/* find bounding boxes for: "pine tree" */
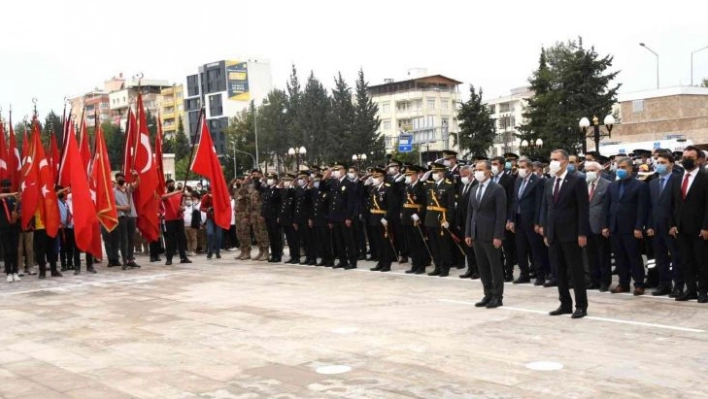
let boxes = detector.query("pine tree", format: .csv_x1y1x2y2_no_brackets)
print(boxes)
329,72,355,161
43,110,63,147
352,69,382,163
256,89,290,171
286,64,304,146
173,117,191,162
518,48,555,158
456,85,496,158
298,72,331,164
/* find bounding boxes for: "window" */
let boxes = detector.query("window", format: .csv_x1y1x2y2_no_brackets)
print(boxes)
427,98,435,109
633,100,644,113
413,130,435,143
385,137,394,148
209,94,223,116
396,101,408,112
398,118,411,130
177,105,184,112
499,102,511,113
381,102,390,114
382,120,391,130
488,105,495,114
412,100,422,111
441,101,449,110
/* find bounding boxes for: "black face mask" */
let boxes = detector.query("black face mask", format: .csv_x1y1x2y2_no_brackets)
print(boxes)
117,179,126,186
167,186,175,192
1,188,10,193
58,194,65,200
682,158,696,171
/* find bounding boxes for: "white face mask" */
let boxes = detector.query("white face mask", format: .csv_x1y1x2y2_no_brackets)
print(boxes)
185,200,193,207
491,165,500,176
517,168,528,179
373,177,383,186
548,160,562,176
298,179,307,187
585,171,598,183
313,181,321,189
347,172,356,180
443,159,451,167
233,184,238,189
283,181,292,188
332,170,341,179
266,179,275,186
474,171,487,182
461,176,470,185
432,173,442,182
388,167,398,175
405,176,412,184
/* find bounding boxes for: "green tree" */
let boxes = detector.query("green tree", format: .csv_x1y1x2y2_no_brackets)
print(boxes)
257,90,290,171
286,64,304,146
456,85,496,158
329,72,355,161
162,137,175,154
173,117,191,162
43,110,63,148
175,157,198,181
702,78,708,87
298,72,331,164
518,48,554,159
104,122,124,170
352,69,384,164
146,110,158,142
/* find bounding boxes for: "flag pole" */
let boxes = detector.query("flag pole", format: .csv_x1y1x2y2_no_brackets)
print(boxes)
181,107,204,191
132,73,144,168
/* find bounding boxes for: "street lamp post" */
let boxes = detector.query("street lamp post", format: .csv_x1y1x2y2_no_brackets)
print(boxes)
288,146,306,171
691,45,708,86
639,43,660,89
351,153,368,170
579,115,615,155
520,138,544,153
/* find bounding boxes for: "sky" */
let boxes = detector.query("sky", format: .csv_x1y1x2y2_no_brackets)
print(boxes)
1,0,708,121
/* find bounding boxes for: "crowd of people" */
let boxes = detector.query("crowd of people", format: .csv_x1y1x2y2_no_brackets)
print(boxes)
3,144,707,320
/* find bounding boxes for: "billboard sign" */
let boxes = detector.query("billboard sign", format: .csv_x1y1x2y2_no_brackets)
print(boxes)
226,60,249,101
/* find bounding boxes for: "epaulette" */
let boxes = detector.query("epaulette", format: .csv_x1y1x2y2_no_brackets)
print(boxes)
384,183,391,187
445,179,452,184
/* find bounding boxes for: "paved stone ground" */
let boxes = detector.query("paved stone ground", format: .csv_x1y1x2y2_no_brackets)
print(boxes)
1,252,707,398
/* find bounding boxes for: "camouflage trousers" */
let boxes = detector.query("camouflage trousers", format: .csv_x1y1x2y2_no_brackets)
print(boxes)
236,213,251,251
252,212,269,248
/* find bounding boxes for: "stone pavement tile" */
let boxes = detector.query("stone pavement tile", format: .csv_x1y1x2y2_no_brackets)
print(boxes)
15,392,72,399
27,369,96,393
63,384,134,399
139,369,230,393
0,377,60,399
0,350,32,364
243,363,326,387
2,359,63,377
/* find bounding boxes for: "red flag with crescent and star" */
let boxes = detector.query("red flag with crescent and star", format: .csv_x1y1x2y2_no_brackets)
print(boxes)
132,93,160,242
8,117,21,192
0,122,8,181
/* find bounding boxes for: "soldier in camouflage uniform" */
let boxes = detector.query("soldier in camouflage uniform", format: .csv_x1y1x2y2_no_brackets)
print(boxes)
249,170,270,261
234,183,252,260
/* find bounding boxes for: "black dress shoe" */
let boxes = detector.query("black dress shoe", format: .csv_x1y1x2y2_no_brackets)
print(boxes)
181,258,192,264
74,269,80,276
549,307,573,316
370,266,383,271
414,270,425,275
107,261,121,267
669,286,683,298
543,279,558,288
150,257,159,262
676,291,698,301
456,264,466,270
380,266,391,272
474,297,491,307
504,275,514,282
216,253,221,259
344,265,357,270
534,278,545,286
514,275,530,284
399,256,408,264
699,292,708,304
428,269,441,276
599,284,610,293
87,266,97,274
207,253,213,260
652,285,672,296
366,257,378,262
38,272,46,279
126,261,141,269
405,269,415,274
165,260,173,266
358,254,366,261
51,270,63,277
485,298,503,308
459,270,473,279
333,263,347,269
471,273,480,280
571,309,587,319
315,261,326,266
586,283,601,290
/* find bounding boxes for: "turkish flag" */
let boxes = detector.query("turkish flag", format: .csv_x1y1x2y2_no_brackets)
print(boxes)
155,113,166,196
92,122,118,232
133,93,160,242
49,132,60,184
62,119,99,256
21,129,28,162
79,117,92,175
0,122,8,181
57,120,75,188
32,122,61,238
8,119,21,192
191,114,231,230
20,122,41,229
124,109,137,183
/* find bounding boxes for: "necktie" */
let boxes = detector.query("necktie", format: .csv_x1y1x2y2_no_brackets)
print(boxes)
476,184,484,203
519,179,527,199
660,177,666,193
619,182,625,200
552,178,561,204
681,173,690,200
589,182,596,201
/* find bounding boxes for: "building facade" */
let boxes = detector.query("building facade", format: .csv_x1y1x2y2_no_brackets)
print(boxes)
368,70,461,162
158,85,185,138
69,90,111,127
484,86,533,157
183,59,273,154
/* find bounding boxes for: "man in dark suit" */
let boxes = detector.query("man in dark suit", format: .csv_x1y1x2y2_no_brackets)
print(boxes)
539,149,590,319
327,163,358,269
583,161,612,292
465,160,507,309
490,156,516,281
670,146,708,302
507,158,546,285
647,152,683,297
602,157,650,295
457,166,479,279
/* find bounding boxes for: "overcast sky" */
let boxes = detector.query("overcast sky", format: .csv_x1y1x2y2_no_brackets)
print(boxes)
1,0,707,121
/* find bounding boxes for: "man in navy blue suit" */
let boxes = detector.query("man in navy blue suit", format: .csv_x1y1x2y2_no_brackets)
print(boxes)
646,151,683,297
507,158,547,285
602,157,650,296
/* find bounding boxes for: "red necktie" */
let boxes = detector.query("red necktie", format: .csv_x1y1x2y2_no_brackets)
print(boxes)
589,182,596,201
553,178,561,204
681,173,690,200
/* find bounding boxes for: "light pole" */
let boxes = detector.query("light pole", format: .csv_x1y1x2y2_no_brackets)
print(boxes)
579,115,615,155
691,45,708,86
288,146,306,171
520,138,544,153
639,43,659,89
351,153,367,170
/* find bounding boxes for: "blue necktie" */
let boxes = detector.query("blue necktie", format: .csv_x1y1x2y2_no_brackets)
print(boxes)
619,182,625,199
660,177,666,193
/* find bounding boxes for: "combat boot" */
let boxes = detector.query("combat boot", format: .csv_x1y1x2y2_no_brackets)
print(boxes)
240,248,252,260
254,247,263,260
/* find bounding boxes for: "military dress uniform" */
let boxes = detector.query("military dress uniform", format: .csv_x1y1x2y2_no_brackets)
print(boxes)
424,162,457,277
279,174,298,264
260,173,283,262
310,174,333,266
294,172,315,265
328,163,358,269
368,168,396,272
234,185,252,260
249,181,269,261
385,159,407,262
401,166,428,275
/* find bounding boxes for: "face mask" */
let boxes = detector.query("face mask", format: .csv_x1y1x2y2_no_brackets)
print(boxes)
167,186,175,192
505,162,512,170
1,188,9,193
517,169,528,179
266,179,275,186
432,173,442,182
388,167,398,175
373,177,383,186
567,164,576,173
347,172,356,180
405,176,412,184
616,169,629,180
461,176,470,185
283,181,292,188
313,181,320,189
682,158,696,171
491,166,500,176
474,171,487,182
332,170,341,179
655,164,669,175
185,200,193,207
548,160,561,176
117,179,125,186
233,184,238,189
585,171,598,183
443,160,451,167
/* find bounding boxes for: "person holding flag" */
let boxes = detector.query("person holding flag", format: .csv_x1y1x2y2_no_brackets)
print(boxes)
112,171,141,270
162,179,192,265
0,180,21,283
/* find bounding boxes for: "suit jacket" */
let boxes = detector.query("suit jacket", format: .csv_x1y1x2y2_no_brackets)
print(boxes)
587,177,610,235
327,178,357,223
465,181,506,241
603,177,649,234
670,169,708,236
456,181,477,231
539,172,590,244
492,173,514,218
647,174,676,234
509,174,543,225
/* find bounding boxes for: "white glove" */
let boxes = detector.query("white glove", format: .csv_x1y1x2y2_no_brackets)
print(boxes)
395,175,405,183
364,176,374,186
421,170,432,182
441,221,449,229
381,218,388,226
411,214,419,222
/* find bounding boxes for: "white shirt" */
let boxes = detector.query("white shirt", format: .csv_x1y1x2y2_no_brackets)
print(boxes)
553,169,569,194
682,169,698,195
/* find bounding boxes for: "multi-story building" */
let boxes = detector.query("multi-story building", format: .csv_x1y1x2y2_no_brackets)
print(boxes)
69,90,111,127
109,78,170,127
158,85,185,138
369,69,461,162
484,86,533,157
184,59,273,154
